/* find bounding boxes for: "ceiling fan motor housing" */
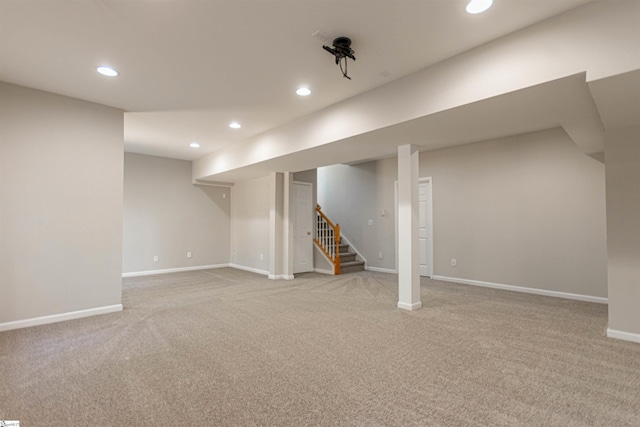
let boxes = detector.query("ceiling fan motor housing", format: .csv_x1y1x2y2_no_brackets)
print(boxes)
332,37,355,62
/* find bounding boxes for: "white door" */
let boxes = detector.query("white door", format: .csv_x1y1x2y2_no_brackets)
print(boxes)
394,178,433,277
293,182,314,274
419,179,433,277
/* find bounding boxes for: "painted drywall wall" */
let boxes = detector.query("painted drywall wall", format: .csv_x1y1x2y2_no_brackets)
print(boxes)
230,175,270,273
422,128,607,297
123,153,230,273
605,125,640,336
319,128,607,297
232,171,316,277
318,160,397,271
0,82,124,324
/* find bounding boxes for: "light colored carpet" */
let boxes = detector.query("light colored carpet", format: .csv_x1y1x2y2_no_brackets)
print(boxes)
1,268,639,426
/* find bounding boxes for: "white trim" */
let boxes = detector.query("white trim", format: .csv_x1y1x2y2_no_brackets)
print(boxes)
228,263,269,276
122,264,229,278
269,274,295,280
366,266,397,274
314,268,334,275
431,275,608,304
397,301,423,311
0,304,123,332
607,328,640,344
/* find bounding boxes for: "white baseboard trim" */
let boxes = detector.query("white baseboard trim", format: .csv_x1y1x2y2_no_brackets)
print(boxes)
607,328,640,344
431,275,608,304
366,266,397,274
123,264,229,278
314,268,335,275
398,301,423,311
268,274,294,280
0,304,123,332
228,263,269,276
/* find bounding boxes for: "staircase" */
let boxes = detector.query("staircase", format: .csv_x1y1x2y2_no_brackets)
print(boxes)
315,204,365,275
338,242,365,274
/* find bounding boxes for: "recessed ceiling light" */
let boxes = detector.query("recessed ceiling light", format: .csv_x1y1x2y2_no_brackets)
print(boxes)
190,142,200,148
229,122,241,129
296,87,311,96
466,0,493,14
97,65,119,77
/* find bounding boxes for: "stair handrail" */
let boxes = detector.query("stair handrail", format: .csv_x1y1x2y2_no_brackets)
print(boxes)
315,204,341,275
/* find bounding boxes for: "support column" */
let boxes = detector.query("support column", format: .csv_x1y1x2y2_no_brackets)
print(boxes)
397,144,422,310
269,172,294,280
605,126,640,343
283,172,294,278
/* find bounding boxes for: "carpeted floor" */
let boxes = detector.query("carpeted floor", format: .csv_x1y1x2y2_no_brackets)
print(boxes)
1,268,639,426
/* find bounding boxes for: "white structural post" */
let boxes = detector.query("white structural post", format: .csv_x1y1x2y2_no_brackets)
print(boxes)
269,172,294,280
283,172,293,279
605,126,640,343
268,172,282,279
397,144,422,310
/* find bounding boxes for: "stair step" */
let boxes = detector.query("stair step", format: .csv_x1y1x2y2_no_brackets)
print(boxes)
341,260,364,267
340,252,357,263
338,243,350,253
340,260,365,274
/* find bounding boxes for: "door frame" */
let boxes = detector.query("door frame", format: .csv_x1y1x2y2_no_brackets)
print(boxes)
395,177,433,277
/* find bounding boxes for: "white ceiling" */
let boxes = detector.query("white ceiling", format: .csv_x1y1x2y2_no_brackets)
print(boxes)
0,0,594,162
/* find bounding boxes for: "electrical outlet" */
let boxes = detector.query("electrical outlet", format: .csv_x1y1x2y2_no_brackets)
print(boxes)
368,219,374,226
187,251,192,258
154,255,159,262
378,252,383,260
223,193,226,199
451,258,457,267
260,253,264,260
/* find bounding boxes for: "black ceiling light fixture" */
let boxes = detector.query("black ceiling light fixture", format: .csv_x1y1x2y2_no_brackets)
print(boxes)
323,37,356,80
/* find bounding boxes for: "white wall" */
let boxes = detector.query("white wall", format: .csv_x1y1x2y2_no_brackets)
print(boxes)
319,128,607,298
230,175,270,273
0,82,124,325
422,128,607,297
245,171,312,279
123,153,230,274
605,125,640,337
318,161,397,271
